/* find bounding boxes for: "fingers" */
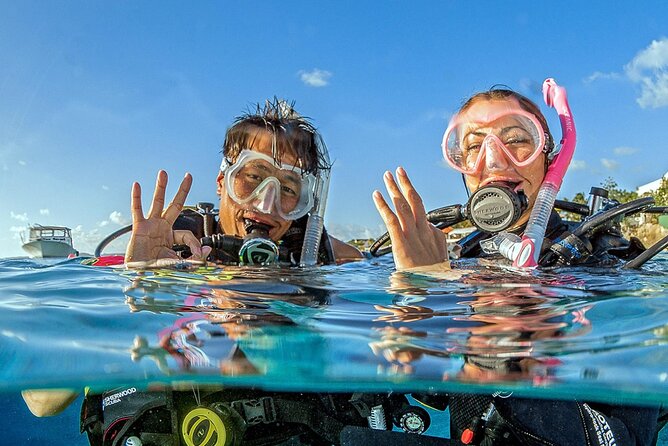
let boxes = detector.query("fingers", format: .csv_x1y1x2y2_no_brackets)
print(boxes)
373,190,401,235
382,171,414,232
432,224,448,261
396,167,430,234
163,173,193,224
147,170,168,220
173,230,203,259
130,182,144,223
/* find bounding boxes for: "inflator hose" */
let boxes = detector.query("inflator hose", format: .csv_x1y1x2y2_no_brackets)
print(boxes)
573,197,654,237
94,224,132,257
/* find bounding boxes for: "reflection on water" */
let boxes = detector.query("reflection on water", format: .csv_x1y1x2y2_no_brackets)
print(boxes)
1,254,667,406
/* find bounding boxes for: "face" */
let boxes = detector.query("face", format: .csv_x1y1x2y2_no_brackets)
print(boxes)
460,98,546,228
216,128,302,241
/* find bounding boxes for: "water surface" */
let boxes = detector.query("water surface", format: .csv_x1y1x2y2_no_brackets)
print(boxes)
1,254,668,444
1,254,667,403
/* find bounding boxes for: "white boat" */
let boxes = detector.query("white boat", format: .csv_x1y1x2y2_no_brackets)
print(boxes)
21,225,78,258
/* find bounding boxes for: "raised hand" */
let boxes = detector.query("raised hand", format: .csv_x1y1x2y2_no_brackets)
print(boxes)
125,170,211,266
373,167,448,270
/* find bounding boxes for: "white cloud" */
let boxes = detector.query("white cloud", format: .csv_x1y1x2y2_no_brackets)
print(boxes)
601,158,619,170
624,37,668,108
10,211,29,222
585,38,668,108
39,208,50,216
102,185,110,191
109,211,128,226
299,69,332,87
70,225,102,253
18,160,27,166
69,224,129,255
612,146,639,156
98,220,109,227
584,71,621,83
570,160,587,171
518,78,542,96
9,225,29,240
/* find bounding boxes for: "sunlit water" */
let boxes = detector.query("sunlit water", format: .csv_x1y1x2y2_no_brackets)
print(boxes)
1,253,668,444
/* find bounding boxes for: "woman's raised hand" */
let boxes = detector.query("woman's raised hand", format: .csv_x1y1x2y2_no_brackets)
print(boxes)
373,167,448,270
125,170,211,266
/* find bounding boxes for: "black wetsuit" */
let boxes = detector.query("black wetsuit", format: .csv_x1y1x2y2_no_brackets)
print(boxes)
438,211,659,446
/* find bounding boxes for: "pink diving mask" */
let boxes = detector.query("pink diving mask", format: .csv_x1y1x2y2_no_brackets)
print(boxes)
442,108,547,175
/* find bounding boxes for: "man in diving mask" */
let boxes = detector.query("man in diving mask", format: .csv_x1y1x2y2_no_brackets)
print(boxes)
125,99,362,267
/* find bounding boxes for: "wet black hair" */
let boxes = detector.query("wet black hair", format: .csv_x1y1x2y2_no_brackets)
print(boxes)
222,98,331,176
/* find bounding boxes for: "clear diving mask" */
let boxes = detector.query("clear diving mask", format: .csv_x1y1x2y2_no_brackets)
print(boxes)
442,109,547,175
221,149,317,221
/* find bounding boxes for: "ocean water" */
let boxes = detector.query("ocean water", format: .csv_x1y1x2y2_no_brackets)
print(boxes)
1,253,667,444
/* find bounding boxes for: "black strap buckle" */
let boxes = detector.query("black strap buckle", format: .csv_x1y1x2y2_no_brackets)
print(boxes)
348,393,371,418
231,397,276,425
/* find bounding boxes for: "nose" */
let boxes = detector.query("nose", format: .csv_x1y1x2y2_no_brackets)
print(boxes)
252,182,278,214
481,136,510,171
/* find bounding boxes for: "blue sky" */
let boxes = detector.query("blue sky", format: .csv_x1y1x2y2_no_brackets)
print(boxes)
2,1,668,257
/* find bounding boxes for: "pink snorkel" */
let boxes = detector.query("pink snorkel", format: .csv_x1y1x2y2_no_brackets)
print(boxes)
494,78,577,268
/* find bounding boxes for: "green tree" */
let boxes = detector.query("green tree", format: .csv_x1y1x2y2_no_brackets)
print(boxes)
558,191,587,222
652,177,668,206
600,177,638,204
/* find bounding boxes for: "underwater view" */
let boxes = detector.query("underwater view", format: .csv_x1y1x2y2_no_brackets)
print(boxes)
4,2,668,445
1,254,667,444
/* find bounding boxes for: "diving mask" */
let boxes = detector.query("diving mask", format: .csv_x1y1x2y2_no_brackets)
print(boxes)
442,109,546,175
221,149,316,220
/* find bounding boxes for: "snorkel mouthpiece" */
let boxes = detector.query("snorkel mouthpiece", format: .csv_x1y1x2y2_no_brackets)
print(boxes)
467,184,528,233
239,219,280,265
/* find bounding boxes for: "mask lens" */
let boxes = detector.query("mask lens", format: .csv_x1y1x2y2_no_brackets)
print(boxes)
233,159,302,212
444,112,544,174
225,150,315,220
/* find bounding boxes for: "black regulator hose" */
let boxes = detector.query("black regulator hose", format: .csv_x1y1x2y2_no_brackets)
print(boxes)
368,205,465,257
573,196,655,237
553,199,589,217
623,234,668,269
93,223,291,263
644,206,668,214
622,205,668,269
94,224,133,257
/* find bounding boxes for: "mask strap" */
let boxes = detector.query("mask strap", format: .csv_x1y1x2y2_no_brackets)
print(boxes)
461,174,471,198
220,156,233,173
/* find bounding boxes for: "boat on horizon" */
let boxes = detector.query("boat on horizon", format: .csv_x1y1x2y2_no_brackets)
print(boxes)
21,225,78,258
